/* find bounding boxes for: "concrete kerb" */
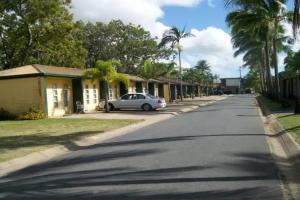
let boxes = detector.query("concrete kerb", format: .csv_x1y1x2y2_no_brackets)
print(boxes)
0,96,226,178
256,98,300,164
255,98,300,200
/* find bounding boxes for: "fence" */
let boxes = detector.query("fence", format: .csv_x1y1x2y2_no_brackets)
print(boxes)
280,74,300,100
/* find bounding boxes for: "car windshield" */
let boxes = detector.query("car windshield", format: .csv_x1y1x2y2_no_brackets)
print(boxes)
146,94,156,99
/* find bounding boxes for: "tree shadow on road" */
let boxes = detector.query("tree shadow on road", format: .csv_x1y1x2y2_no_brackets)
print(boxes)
0,137,287,200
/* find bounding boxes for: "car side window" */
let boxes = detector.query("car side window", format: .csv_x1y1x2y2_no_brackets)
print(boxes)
121,94,130,100
131,94,137,100
137,94,146,99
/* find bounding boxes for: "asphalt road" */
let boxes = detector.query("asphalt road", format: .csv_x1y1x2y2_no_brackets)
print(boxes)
0,95,284,200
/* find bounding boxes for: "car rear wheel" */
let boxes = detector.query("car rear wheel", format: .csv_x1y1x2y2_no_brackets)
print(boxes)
142,103,152,111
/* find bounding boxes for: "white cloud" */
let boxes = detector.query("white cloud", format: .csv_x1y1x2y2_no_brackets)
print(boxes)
71,0,243,77
207,0,215,7
180,27,243,77
71,0,203,38
276,22,300,72
282,22,300,51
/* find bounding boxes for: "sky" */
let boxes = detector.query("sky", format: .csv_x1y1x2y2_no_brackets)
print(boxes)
71,0,299,78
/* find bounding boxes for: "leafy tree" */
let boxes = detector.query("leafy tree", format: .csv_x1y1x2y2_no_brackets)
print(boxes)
0,0,87,69
284,50,300,74
244,68,261,93
82,20,172,73
183,60,215,96
194,60,214,96
159,26,194,101
84,60,128,113
194,60,210,72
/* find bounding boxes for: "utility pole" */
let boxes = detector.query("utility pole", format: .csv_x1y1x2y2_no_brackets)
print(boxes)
239,66,243,94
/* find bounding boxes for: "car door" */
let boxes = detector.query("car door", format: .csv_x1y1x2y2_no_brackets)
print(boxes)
117,94,132,109
127,94,139,109
136,94,147,108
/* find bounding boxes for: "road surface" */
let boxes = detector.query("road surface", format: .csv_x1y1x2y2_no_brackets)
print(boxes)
0,95,284,199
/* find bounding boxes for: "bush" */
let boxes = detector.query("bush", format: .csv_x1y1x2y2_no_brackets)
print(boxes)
18,109,45,120
0,108,16,120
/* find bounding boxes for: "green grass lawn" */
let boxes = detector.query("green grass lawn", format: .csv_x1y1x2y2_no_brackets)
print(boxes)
0,118,140,162
277,114,300,144
256,96,299,144
256,96,293,112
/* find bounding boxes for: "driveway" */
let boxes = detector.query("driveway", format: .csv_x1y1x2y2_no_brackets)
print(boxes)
0,95,284,199
66,95,225,121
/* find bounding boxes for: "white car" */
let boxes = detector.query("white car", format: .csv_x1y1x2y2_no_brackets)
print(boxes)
108,93,167,111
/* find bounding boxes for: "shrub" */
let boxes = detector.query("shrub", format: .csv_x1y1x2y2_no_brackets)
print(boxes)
0,108,16,121
18,109,45,120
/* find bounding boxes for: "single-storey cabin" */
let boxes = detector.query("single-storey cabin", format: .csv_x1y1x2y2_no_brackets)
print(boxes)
0,65,200,117
107,75,171,102
0,65,100,117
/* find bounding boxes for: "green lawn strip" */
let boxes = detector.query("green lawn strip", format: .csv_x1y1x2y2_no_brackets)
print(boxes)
256,96,300,145
0,118,141,162
277,114,300,144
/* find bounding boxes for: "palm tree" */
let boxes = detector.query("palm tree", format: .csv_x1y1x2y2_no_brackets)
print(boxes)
139,60,166,93
84,60,128,113
183,68,198,97
159,26,194,101
194,60,213,96
161,62,178,102
225,0,289,101
293,0,300,37
194,60,210,72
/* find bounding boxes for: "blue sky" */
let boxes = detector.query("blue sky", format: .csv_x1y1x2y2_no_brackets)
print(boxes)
161,1,230,33
161,0,294,32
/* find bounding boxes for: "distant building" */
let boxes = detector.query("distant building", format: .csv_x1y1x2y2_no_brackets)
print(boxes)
220,78,243,94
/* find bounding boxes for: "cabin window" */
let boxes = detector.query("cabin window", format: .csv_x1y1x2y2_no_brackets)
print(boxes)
93,84,97,104
52,84,58,108
63,84,69,107
108,85,113,100
85,84,90,104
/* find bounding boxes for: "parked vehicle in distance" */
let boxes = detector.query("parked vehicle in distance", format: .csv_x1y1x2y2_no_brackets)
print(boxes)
108,93,167,111
213,89,224,95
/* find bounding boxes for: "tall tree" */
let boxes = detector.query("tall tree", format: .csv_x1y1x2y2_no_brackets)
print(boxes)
194,60,213,96
82,20,172,73
84,60,128,113
284,50,300,73
225,0,289,101
183,60,215,97
244,68,262,92
292,0,300,37
0,0,87,69
159,27,194,101
161,62,178,102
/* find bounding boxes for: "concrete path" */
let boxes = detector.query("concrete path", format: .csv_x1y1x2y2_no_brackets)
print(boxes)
0,95,284,199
